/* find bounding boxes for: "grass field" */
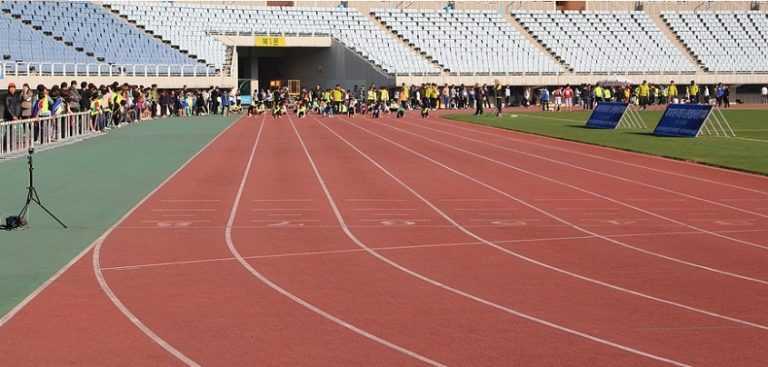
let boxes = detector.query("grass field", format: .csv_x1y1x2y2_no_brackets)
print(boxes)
445,108,768,175
0,115,235,316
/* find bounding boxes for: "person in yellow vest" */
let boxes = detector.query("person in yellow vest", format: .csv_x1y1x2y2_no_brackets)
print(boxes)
603,86,612,102
593,84,604,103
623,85,631,102
399,83,409,109
367,84,377,106
638,80,650,110
331,85,344,115
667,80,678,104
689,80,700,104
89,91,102,132
379,86,389,104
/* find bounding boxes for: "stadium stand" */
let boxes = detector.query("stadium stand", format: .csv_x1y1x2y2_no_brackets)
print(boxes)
106,2,439,75
1,12,97,74
1,0,208,75
513,10,697,74
662,11,768,72
371,9,562,74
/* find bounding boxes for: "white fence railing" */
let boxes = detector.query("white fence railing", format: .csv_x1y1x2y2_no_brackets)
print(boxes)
1,62,221,78
1,112,96,156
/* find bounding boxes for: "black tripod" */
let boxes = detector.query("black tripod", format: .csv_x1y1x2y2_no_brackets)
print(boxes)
18,147,67,229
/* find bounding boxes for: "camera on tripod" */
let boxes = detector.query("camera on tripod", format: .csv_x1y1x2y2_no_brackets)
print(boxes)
2,145,66,230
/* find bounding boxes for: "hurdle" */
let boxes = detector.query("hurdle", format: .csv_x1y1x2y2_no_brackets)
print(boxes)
617,104,648,129
698,106,736,138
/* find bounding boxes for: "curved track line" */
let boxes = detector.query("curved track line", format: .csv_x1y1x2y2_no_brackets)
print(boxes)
333,116,768,331
431,115,768,193
224,119,445,367
89,116,247,366
405,119,768,220
364,117,768,283
299,115,692,366
0,117,240,334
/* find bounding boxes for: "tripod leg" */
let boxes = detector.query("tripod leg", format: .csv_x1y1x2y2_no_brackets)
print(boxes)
25,187,67,229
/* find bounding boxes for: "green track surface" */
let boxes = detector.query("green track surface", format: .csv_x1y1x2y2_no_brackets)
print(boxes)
446,109,768,175
0,115,236,317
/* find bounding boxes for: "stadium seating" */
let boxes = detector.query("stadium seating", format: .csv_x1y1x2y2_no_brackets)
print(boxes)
1,0,207,75
0,12,96,73
371,9,562,74
662,11,768,72
514,10,696,74
106,2,439,75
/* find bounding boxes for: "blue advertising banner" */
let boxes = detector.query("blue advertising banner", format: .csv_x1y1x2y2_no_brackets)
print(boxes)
240,95,252,105
653,104,713,137
585,102,629,129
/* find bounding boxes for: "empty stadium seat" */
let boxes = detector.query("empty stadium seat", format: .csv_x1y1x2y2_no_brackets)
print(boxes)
514,10,696,74
105,1,439,75
662,11,768,72
371,8,562,74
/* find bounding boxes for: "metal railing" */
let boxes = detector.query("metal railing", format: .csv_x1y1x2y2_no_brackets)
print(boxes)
1,62,221,78
1,112,96,156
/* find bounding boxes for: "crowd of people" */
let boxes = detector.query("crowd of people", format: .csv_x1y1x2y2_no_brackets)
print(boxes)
0,79,744,129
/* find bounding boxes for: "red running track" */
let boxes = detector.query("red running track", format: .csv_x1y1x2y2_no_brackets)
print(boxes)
0,111,766,366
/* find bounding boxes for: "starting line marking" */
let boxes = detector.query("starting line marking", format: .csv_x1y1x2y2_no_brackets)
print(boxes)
101,228,768,272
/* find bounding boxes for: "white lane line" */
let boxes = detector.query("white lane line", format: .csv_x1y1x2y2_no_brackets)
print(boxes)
101,228,768,272
223,118,445,366
71,117,245,364
350,116,768,328
313,116,692,366
377,119,768,257
411,120,768,215
425,117,768,192
160,199,221,203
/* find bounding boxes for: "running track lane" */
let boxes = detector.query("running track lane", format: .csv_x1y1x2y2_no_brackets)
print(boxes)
349,114,768,320
399,116,768,242
364,116,768,283
227,116,671,366
0,117,249,366
309,114,768,366
93,116,431,366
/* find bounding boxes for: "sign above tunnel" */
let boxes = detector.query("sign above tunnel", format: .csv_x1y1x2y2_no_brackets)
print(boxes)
256,36,286,47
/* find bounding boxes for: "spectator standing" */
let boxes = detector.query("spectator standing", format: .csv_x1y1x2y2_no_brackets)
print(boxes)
221,89,231,116
761,85,768,104
493,79,503,117
715,83,724,107
722,85,730,108
19,83,33,119
552,86,562,112
689,80,700,104
523,87,531,108
667,81,678,104
3,83,20,151
504,85,511,107
539,87,550,111
638,81,650,110
473,84,484,116
68,81,81,113
563,84,573,111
